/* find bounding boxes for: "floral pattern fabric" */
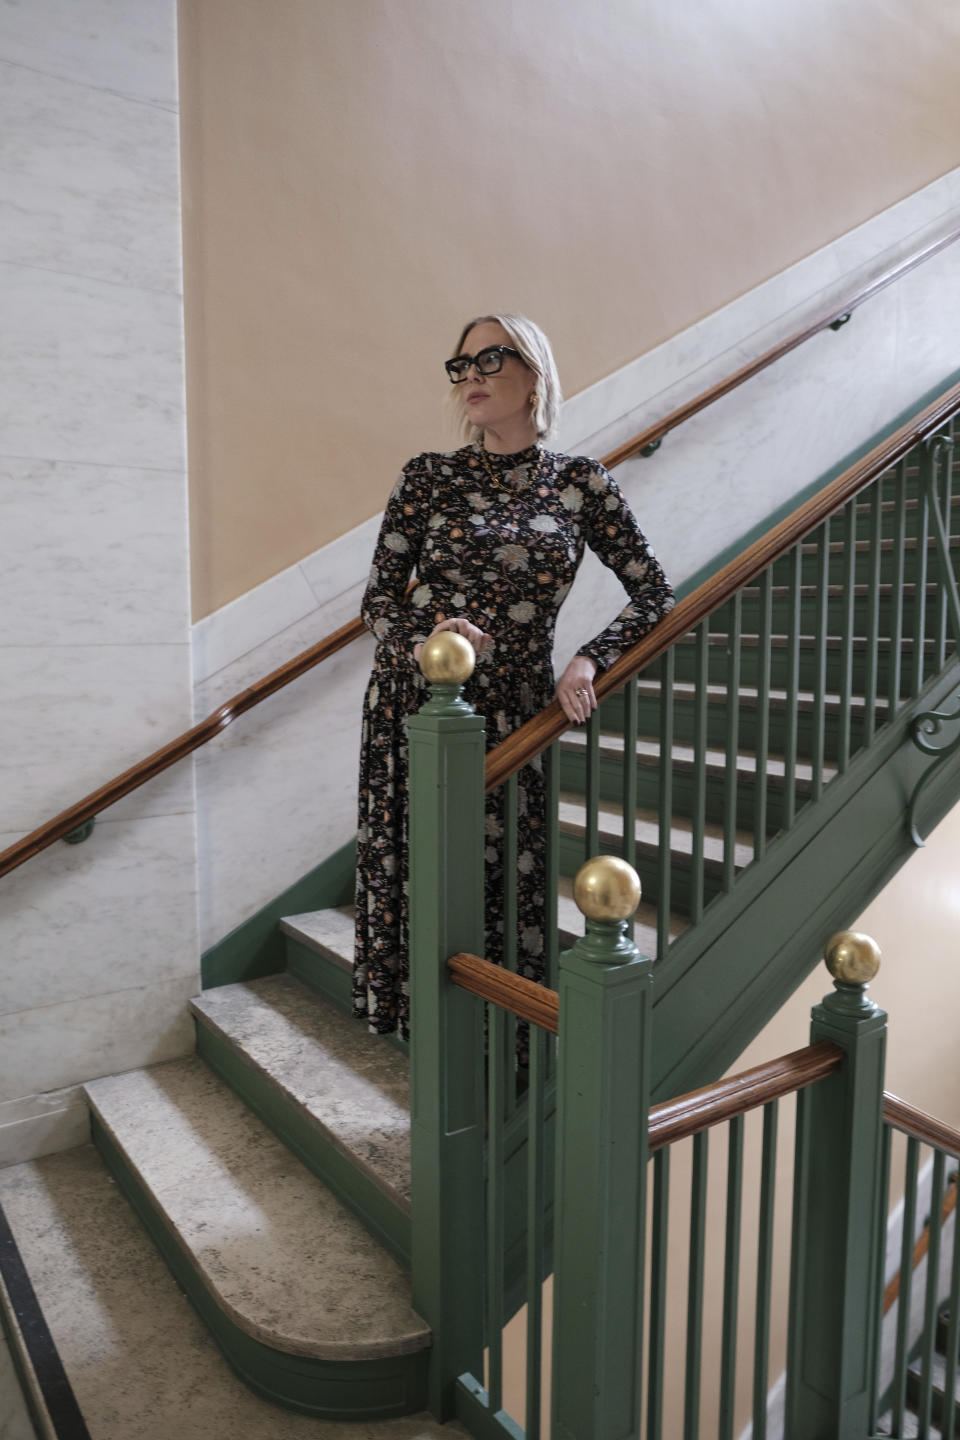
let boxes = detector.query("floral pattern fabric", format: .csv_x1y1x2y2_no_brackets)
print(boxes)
352,442,674,1039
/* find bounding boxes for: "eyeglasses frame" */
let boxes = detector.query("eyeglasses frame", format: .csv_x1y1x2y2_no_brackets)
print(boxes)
444,344,525,384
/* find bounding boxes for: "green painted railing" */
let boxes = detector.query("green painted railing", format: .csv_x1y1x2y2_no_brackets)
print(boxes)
407,645,960,1440
875,1096,960,1438
557,413,960,968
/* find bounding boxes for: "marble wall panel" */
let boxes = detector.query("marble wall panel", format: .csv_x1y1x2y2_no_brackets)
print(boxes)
0,59,181,292
0,0,179,108
0,813,199,1017
0,973,197,1104
0,262,186,470
0,458,189,647
0,1086,89,1169
0,644,194,834
194,602,372,951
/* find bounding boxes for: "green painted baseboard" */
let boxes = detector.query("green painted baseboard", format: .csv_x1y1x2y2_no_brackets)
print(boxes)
91,1111,429,1421
202,839,356,989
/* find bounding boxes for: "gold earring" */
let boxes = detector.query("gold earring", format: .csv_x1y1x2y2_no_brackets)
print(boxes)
529,393,538,407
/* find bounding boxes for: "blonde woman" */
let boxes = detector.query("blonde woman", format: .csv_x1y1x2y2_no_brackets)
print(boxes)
353,313,673,1041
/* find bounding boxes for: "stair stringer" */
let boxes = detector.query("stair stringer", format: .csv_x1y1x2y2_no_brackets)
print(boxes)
649,658,960,1102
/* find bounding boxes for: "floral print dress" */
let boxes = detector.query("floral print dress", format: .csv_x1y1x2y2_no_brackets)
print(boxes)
352,442,674,1040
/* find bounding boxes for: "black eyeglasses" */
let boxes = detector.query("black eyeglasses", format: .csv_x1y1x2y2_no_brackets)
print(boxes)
445,345,524,383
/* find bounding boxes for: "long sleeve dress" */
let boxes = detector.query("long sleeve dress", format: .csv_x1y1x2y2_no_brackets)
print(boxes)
352,441,674,1040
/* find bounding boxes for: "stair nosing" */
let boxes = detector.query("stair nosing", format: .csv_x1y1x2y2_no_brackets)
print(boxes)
84,1059,428,1364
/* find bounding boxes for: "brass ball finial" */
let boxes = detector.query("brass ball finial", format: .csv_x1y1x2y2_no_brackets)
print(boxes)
419,631,476,685
574,855,642,922
824,931,881,984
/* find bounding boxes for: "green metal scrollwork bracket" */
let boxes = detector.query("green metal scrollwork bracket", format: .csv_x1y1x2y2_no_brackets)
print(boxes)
828,312,852,331
63,816,96,845
639,438,662,457
908,703,960,846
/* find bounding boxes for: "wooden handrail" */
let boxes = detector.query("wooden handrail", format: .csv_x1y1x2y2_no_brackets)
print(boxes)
484,375,960,791
447,953,559,1035
600,224,960,470
4,225,959,880
883,1092,960,1157
0,611,367,879
647,1041,844,1152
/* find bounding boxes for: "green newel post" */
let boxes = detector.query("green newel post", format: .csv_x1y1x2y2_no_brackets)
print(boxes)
552,855,652,1440
786,930,887,1440
407,632,487,1421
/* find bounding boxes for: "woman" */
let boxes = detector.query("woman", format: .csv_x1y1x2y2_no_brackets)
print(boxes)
353,313,673,1040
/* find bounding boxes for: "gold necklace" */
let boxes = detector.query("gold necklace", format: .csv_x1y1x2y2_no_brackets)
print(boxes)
477,442,542,492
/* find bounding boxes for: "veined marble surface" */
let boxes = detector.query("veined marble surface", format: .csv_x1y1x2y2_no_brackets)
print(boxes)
194,598,372,951
0,57,181,292
85,1058,428,1360
0,1146,460,1440
1,0,197,1162
0,1085,88,1170
192,975,411,1206
193,170,960,952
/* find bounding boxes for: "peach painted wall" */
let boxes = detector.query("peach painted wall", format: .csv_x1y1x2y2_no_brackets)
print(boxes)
178,0,960,617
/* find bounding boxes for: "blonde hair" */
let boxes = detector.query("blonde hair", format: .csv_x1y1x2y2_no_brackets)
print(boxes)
447,312,563,444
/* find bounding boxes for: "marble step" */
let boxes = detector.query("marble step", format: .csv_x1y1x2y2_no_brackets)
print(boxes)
281,905,355,1012
83,1056,431,1420
191,974,411,1261
0,1145,455,1438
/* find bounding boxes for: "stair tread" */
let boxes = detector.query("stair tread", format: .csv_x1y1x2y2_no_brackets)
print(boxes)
280,904,354,972
558,792,754,866
84,1057,429,1361
907,1345,960,1403
191,974,411,1209
561,729,836,784
633,678,890,713
0,1146,454,1440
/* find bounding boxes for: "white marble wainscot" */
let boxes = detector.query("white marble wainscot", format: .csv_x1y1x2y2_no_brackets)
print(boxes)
1,0,195,1163
0,56,181,291
193,166,960,951
0,974,197,1108
0,1087,89,1170
0,0,178,107
194,586,372,953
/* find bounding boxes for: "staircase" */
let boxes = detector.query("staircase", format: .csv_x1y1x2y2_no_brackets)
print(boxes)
3,413,960,1437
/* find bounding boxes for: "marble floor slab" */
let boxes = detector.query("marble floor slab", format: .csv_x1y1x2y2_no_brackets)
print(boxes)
191,974,410,1207
83,1058,426,1360
0,1146,460,1440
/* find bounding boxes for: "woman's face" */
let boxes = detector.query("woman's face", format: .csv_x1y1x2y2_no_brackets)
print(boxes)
454,321,536,440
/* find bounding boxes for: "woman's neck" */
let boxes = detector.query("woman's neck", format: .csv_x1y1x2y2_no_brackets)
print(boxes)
482,418,539,455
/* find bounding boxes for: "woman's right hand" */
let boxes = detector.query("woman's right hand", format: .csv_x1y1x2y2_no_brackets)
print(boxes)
413,616,494,664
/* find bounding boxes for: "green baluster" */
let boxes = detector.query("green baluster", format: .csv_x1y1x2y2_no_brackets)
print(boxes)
552,855,651,1440
408,632,487,1420
785,930,887,1440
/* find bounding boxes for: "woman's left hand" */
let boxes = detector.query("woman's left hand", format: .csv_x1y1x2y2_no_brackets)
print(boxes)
555,655,598,725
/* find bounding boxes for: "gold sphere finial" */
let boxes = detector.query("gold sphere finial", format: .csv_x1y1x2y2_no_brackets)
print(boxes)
574,855,642,922
824,930,881,984
419,631,476,685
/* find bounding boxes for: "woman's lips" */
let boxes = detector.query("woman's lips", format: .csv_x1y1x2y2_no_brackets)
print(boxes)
466,390,488,403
